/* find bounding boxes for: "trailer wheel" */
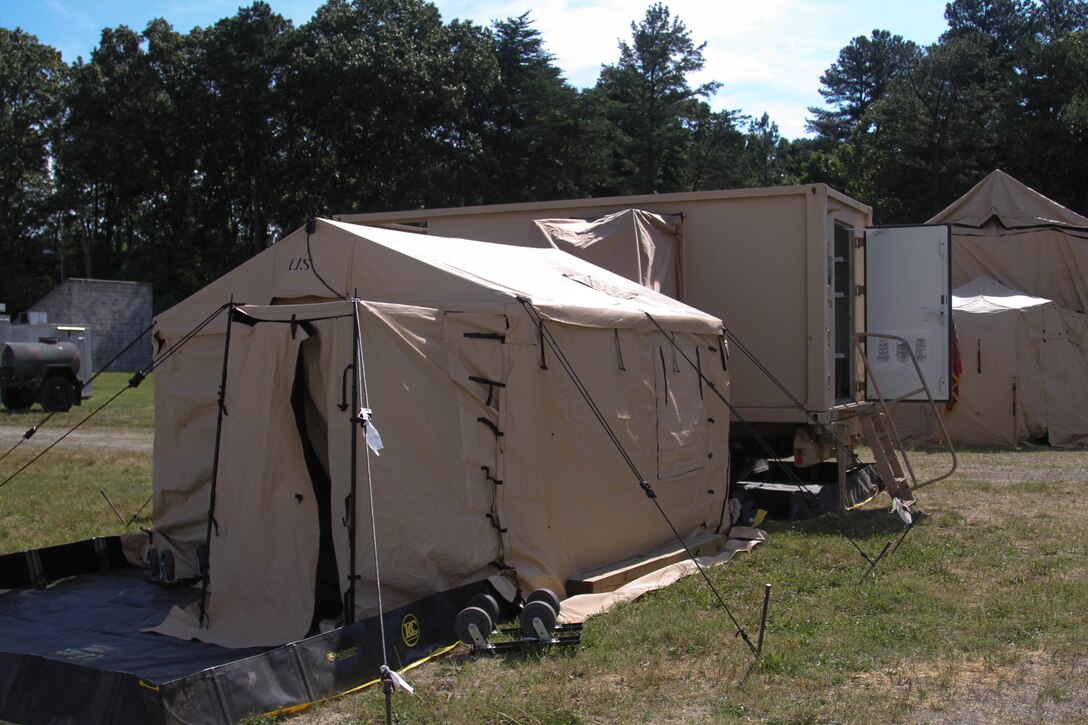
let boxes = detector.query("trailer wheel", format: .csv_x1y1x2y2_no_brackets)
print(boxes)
39,376,75,412
1,387,36,411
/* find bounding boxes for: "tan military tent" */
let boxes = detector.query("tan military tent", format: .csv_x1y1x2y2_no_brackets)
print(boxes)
143,219,731,648
932,169,1088,312
893,277,1088,447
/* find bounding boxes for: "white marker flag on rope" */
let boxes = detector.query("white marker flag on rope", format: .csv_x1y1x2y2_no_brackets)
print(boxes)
380,665,415,696
359,408,384,455
891,497,913,526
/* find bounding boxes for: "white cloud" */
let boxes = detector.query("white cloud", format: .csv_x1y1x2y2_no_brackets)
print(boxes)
425,0,835,136
449,0,798,88
432,0,948,138
21,0,949,138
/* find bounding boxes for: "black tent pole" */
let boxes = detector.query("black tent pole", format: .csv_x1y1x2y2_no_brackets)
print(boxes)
345,301,361,625
199,302,237,627
382,668,394,725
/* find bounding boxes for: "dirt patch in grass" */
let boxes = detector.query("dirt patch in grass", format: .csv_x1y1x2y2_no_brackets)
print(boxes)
884,444,1087,527
0,424,152,454
853,646,1088,724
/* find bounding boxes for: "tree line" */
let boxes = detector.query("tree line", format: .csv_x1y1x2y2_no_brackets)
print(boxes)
2,0,1086,313
808,0,1088,224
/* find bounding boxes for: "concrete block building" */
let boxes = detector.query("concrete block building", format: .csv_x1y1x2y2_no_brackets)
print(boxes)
30,279,152,372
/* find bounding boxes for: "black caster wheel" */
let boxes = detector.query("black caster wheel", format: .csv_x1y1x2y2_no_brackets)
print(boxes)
159,549,176,583
455,605,494,648
519,600,557,640
525,588,561,613
145,548,160,582
467,593,501,625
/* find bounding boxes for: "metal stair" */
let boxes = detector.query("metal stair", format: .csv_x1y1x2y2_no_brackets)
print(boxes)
851,332,958,505
857,406,913,503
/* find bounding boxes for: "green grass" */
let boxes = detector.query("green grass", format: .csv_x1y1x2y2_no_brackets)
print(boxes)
0,450,152,552
2,393,1087,723
282,446,1088,724
0,372,154,552
0,370,155,429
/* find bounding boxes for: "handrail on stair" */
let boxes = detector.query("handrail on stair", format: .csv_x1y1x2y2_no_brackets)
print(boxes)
853,332,958,492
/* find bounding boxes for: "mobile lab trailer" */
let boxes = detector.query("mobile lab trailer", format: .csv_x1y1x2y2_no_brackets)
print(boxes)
338,185,954,503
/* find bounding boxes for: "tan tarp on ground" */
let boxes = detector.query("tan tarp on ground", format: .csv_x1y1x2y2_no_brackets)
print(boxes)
147,219,731,648
527,209,684,299
558,527,766,624
930,169,1088,313
891,277,1088,447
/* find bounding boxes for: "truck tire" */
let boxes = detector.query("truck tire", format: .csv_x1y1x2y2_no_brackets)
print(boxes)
39,376,75,413
1,387,36,411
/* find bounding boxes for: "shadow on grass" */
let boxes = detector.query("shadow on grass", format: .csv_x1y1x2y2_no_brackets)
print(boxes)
760,506,919,539
903,440,1085,456
446,637,582,670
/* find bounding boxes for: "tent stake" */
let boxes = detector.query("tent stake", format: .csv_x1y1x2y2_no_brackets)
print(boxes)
859,540,893,583
756,583,772,656
860,516,917,582
100,490,127,527
888,519,916,558
127,494,153,526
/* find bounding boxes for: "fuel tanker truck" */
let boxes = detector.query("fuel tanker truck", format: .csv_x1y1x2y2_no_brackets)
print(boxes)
0,339,83,412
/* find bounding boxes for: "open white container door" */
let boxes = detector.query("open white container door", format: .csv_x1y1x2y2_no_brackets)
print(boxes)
864,225,952,402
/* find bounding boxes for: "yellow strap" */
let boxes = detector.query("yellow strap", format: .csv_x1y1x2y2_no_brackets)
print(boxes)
258,642,459,718
845,490,881,510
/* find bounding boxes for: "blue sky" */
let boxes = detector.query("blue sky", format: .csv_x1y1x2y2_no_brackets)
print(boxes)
2,0,951,138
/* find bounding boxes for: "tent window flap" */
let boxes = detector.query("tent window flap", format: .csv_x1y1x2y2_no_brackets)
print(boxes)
654,345,707,480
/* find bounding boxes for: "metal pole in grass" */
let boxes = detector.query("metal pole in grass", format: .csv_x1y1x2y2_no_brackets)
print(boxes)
382,667,394,725
756,583,772,656
99,490,151,528
128,494,153,526
860,518,918,583
888,519,916,557
100,490,127,527
859,541,894,583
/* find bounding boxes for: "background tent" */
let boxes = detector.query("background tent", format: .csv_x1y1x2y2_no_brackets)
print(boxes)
931,169,1088,312
146,219,731,648
892,277,1088,447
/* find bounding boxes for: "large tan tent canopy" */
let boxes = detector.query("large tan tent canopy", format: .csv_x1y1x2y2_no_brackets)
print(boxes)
931,169,1088,312
894,171,1088,448
144,219,731,648
892,277,1088,447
